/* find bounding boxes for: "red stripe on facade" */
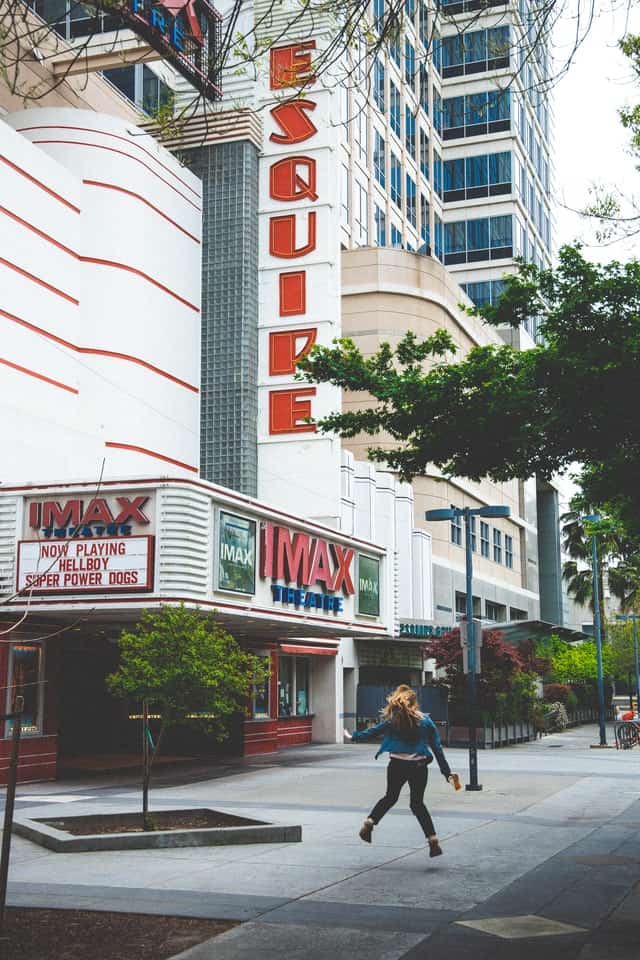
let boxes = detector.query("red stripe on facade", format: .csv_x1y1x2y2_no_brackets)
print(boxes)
0,307,199,393
1,206,199,313
0,154,80,213
0,257,78,305
0,356,78,394
17,124,200,199
1,205,76,257
83,180,200,244
29,140,201,212
104,442,198,473
82,257,199,313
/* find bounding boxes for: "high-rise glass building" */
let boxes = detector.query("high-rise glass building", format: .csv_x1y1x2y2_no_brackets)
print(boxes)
338,1,552,331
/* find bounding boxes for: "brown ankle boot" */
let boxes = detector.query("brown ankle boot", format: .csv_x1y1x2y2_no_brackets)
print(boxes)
359,818,374,843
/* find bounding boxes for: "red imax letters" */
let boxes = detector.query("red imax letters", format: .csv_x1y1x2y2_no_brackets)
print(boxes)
260,523,355,596
29,496,150,529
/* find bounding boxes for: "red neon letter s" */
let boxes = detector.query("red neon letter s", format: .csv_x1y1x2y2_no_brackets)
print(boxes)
270,101,318,145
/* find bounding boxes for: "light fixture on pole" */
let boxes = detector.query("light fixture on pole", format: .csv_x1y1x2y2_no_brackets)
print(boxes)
425,503,511,791
615,613,640,715
583,514,608,747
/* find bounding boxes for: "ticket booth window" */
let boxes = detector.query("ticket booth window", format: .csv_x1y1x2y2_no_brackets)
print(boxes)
278,655,311,717
6,643,43,737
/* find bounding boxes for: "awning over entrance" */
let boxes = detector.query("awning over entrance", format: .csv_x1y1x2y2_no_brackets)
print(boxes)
492,620,591,645
280,644,338,656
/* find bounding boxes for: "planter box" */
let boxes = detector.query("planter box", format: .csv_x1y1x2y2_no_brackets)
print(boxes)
13,808,302,852
449,722,534,749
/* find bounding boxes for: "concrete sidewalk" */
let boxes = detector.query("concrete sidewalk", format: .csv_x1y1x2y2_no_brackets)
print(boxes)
4,723,640,959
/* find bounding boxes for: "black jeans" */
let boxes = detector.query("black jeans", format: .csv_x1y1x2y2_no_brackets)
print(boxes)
369,758,436,838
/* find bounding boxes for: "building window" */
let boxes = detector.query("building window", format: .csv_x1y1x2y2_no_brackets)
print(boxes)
455,591,481,617
341,163,349,224
405,107,416,159
462,279,505,309
433,89,443,136
251,656,271,719
470,515,477,552
434,213,443,262
278,655,311,716
505,534,514,569
510,606,527,621
355,104,368,164
419,64,429,113
486,600,507,622
6,643,43,736
391,224,403,248
374,130,386,187
493,528,502,563
355,182,369,245
375,205,386,246
450,508,462,546
419,128,429,180
444,215,512,265
433,149,443,198
420,193,430,245
390,81,401,137
374,57,385,112
405,38,416,86
374,0,385,31
390,152,402,208
406,173,417,227
480,521,489,558
103,63,172,116
444,152,511,203
32,0,120,38
443,90,510,140
442,27,510,78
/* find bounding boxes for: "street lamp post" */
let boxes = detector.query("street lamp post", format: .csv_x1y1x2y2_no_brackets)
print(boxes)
425,503,511,792
584,514,607,747
615,614,640,715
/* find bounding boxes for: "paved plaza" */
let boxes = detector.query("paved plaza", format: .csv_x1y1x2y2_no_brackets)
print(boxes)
4,723,640,959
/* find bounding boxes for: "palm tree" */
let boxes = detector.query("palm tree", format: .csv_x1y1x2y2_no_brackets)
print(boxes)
561,494,640,614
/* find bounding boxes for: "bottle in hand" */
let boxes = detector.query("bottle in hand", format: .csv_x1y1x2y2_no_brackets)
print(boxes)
450,773,462,791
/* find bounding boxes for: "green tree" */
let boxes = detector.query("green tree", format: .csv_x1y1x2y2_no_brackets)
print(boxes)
107,604,268,829
297,245,640,539
428,628,537,725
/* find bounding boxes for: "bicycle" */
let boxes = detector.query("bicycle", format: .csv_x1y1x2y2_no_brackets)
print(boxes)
614,720,640,750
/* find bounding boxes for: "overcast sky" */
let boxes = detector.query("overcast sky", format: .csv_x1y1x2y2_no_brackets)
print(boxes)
553,3,640,262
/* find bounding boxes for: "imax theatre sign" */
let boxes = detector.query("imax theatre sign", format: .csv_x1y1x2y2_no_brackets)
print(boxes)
16,494,155,595
260,523,355,615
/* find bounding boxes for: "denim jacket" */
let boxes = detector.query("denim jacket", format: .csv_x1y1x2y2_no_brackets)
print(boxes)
351,715,451,778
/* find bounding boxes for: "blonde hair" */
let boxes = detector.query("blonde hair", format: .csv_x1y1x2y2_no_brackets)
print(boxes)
382,684,423,731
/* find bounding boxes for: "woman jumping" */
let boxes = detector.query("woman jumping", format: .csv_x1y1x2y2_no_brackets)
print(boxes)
346,684,458,857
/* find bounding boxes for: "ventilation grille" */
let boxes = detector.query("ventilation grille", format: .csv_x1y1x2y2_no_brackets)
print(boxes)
157,489,211,597
0,498,18,598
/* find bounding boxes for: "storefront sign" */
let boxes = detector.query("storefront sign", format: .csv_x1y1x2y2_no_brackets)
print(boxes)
27,496,151,539
358,555,380,617
17,536,154,594
260,522,355,615
118,0,222,101
399,623,453,638
217,512,256,595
